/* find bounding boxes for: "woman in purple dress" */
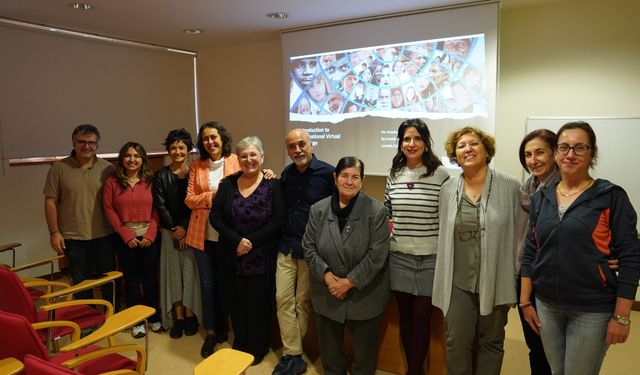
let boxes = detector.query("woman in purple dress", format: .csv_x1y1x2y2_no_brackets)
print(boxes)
209,136,286,365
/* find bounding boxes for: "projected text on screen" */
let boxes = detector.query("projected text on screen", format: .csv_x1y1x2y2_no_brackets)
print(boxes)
289,35,486,122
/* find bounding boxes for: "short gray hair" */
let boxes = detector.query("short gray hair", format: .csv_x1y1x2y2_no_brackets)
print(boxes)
236,136,264,156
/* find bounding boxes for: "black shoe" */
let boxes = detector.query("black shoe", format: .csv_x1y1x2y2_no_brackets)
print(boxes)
184,316,199,336
200,334,217,358
251,349,269,366
288,355,308,375
272,354,293,375
79,324,97,339
216,331,228,344
170,319,184,339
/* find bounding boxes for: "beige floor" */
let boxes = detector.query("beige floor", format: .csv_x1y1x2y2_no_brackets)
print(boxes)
55,308,640,374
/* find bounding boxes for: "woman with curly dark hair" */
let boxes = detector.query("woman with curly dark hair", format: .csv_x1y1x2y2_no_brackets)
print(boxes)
103,141,161,338
184,121,240,358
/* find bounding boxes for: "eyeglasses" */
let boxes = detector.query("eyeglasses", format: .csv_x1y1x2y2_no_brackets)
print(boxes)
556,143,590,156
457,227,485,241
239,153,261,161
454,171,494,242
76,140,98,148
456,206,486,242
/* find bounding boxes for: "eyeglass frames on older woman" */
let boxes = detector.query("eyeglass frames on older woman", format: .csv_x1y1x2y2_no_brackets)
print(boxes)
456,207,485,241
555,143,590,156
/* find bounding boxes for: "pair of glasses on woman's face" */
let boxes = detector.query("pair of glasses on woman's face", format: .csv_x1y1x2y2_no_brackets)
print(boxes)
555,143,590,156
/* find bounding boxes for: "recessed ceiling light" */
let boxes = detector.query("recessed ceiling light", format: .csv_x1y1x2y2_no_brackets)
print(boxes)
68,3,94,10
266,12,289,19
183,29,203,34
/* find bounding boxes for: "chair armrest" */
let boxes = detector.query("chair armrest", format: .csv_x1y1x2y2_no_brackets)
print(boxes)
32,321,80,342
100,371,140,375
24,279,72,297
40,271,122,300
0,357,24,375
39,299,114,319
60,344,146,374
23,280,70,288
59,305,155,352
0,243,21,252
11,255,64,272
20,277,49,283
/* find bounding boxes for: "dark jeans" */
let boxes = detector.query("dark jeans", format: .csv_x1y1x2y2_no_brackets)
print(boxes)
115,236,160,323
192,240,228,334
516,278,552,375
64,234,120,311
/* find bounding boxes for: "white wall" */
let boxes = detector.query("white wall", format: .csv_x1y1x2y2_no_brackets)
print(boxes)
196,39,286,174
0,26,192,276
496,0,640,177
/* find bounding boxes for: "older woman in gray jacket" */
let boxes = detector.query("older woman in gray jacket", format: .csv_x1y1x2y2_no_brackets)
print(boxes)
303,156,390,375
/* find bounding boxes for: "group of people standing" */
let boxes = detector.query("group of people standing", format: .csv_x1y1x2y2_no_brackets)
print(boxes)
44,119,639,375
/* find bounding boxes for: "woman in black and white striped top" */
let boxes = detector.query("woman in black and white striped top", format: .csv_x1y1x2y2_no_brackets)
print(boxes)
384,119,449,375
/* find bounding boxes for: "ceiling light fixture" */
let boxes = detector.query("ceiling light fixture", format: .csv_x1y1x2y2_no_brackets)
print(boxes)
266,12,289,19
183,29,202,34
68,3,94,10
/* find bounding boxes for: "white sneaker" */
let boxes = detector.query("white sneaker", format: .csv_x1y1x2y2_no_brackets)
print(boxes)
132,323,146,339
149,322,164,333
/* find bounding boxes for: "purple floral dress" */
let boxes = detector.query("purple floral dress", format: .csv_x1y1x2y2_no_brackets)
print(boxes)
232,178,272,276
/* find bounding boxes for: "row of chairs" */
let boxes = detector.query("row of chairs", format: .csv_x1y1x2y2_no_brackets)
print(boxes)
0,259,152,375
1,348,254,375
0,244,254,375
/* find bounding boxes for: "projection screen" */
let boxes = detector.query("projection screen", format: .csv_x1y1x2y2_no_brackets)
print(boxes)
281,2,499,175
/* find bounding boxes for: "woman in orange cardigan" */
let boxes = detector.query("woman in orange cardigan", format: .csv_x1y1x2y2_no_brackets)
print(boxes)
185,122,241,358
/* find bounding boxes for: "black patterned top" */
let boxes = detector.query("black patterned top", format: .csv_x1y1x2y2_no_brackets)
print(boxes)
232,177,272,276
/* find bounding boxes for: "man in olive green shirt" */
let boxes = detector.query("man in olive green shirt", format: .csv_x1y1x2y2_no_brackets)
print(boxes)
43,124,118,307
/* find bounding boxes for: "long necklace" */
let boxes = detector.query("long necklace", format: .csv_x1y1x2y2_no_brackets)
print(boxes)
455,171,493,241
557,178,593,197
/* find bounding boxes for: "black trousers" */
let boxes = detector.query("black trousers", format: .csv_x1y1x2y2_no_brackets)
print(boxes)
64,234,120,310
516,277,552,375
115,236,161,323
315,311,383,375
230,273,271,358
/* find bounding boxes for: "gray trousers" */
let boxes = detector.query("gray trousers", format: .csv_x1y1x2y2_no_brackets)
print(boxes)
444,285,510,375
315,311,382,375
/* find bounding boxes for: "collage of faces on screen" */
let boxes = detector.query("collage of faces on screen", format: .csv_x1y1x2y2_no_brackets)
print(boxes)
289,37,487,117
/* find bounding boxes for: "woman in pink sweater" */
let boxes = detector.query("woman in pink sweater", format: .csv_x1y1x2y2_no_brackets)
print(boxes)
104,141,161,338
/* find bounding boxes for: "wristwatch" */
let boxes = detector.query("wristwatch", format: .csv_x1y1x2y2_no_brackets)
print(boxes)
611,314,631,326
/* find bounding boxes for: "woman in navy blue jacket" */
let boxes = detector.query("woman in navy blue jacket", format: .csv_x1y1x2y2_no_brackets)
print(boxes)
520,121,640,375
